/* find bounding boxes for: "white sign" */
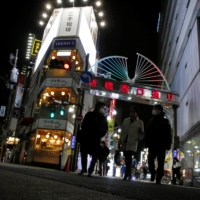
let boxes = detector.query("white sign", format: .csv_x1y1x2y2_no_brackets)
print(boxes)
45,78,72,87
38,118,67,130
81,82,91,90
15,86,24,108
66,121,74,134
58,8,80,36
0,106,6,117
78,11,96,67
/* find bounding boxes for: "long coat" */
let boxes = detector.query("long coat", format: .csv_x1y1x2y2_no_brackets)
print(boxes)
145,114,171,151
119,117,144,152
78,110,108,155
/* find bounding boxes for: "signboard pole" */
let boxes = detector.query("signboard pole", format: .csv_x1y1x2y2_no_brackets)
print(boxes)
70,53,89,172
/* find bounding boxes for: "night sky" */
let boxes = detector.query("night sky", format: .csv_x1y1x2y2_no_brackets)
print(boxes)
1,0,161,156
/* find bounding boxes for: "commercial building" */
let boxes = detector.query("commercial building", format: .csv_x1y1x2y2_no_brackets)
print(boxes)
158,0,200,187
15,7,98,169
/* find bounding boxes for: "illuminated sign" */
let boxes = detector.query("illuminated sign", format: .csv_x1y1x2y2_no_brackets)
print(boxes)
71,136,76,149
54,40,76,48
120,84,130,94
89,79,97,87
136,88,144,96
151,90,161,99
104,81,114,91
167,93,174,101
31,39,42,56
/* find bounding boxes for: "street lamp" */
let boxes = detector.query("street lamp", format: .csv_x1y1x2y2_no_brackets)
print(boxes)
42,13,48,18
98,12,104,17
96,1,101,6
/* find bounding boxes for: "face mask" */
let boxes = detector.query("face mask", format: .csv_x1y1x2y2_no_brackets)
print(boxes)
152,110,157,115
99,108,105,114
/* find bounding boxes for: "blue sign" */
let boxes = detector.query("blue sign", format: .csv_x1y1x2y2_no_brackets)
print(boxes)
71,136,76,149
54,40,76,48
80,71,93,83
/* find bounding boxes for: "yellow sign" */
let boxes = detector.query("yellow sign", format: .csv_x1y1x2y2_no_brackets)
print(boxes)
108,118,115,132
31,39,42,56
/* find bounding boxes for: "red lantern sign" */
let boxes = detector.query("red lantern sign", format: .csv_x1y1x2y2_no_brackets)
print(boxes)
104,81,114,91
167,93,173,101
151,90,161,99
120,84,129,94
89,79,97,88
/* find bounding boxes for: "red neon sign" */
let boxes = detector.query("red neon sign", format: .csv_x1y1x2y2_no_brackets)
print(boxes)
151,90,161,99
104,81,114,91
167,93,174,101
136,88,144,96
89,79,97,88
120,84,130,94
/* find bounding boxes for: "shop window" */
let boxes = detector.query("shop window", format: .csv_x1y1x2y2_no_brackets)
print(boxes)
36,130,66,151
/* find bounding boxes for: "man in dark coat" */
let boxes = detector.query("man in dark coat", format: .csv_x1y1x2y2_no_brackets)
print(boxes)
145,104,171,184
77,102,108,176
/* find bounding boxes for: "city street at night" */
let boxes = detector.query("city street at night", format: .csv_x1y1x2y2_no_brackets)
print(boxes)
0,163,200,200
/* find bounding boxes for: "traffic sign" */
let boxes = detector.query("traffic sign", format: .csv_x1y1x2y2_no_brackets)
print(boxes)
76,114,83,122
80,71,93,83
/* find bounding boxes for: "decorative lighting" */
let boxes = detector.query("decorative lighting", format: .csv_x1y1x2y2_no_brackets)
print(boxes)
69,107,74,113
72,114,76,119
96,1,101,6
61,92,65,96
42,13,48,18
76,67,80,70
52,56,55,59
118,128,121,133
100,21,105,27
65,138,69,142
46,134,50,138
113,133,117,137
107,116,111,121
98,12,104,17
72,56,76,60
37,134,40,138
112,110,117,115
75,61,79,65
51,91,54,95
39,21,44,25
46,4,51,9
54,135,58,139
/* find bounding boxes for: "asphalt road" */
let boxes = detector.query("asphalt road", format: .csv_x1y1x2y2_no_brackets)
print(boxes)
0,163,200,200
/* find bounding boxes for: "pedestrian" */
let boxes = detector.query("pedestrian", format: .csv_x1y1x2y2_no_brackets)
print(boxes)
145,104,172,184
77,102,108,176
142,162,148,180
105,158,110,176
118,106,144,180
98,141,110,176
120,158,126,178
172,157,181,185
131,155,137,176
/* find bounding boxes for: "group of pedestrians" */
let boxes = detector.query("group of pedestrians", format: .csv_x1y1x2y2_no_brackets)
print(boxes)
77,101,176,185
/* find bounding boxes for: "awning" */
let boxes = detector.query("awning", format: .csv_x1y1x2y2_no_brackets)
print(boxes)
19,118,34,126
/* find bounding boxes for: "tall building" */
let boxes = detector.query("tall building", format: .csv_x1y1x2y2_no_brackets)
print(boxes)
16,7,98,169
158,0,200,187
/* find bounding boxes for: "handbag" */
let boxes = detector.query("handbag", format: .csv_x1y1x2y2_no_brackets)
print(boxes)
173,161,181,168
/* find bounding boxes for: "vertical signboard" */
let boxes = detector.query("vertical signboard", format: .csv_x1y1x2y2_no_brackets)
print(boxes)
78,10,96,67
58,8,80,36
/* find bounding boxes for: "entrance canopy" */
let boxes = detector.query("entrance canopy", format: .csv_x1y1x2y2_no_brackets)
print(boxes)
83,76,178,107
82,54,179,107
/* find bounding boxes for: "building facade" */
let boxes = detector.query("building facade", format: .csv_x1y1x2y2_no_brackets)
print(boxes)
158,0,200,187
15,7,98,169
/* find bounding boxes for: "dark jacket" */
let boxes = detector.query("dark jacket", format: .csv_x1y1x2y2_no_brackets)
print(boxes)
99,145,109,161
145,113,171,150
78,110,108,155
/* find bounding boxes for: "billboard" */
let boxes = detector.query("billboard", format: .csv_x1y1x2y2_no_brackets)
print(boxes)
58,8,80,36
